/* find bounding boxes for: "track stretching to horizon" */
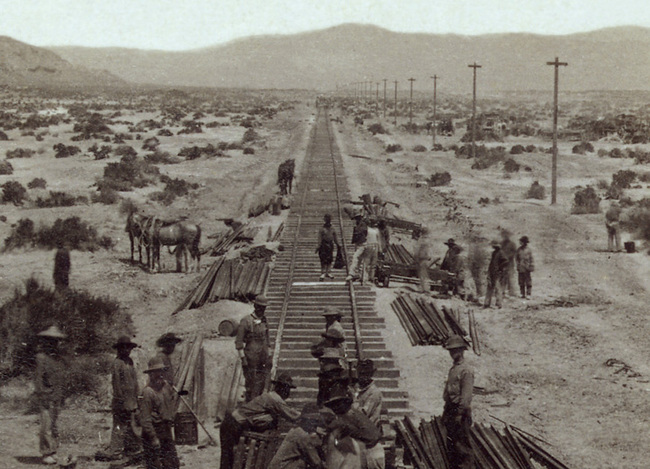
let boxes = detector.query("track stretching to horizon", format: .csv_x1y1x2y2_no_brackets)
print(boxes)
264,105,409,416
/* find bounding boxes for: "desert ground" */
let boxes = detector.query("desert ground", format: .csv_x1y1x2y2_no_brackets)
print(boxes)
0,88,649,469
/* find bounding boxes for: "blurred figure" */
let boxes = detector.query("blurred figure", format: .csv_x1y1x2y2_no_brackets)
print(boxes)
345,213,367,283
414,227,433,293
484,240,508,308
35,326,67,465
605,201,622,252
140,357,179,469
500,230,518,296
347,217,379,285
317,213,340,280
53,241,70,291
440,238,466,299
155,333,183,386
354,359,385,469
515,236,535,298
442,335,474,469
236,295,271,402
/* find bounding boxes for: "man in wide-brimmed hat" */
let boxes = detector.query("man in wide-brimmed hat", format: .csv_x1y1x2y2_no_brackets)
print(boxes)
140,356,179,469
236,294,271,401
484,239,508,308
35,326,66,465
515,236,535,299
269,402,325,469
155,332,182,386
354,359,382,427
96,336,141,462
219,372,300,469
442,335,474,469
441,238,466,299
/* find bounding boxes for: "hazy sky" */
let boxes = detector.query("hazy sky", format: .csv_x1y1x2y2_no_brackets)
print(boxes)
1,0,648,50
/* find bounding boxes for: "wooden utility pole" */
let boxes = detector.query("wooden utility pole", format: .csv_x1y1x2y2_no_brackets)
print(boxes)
468,63,482,158
393,80,398,127
430,74,439,147
408,78,416,125
547,57,568,205
383,79,387,119
375,82,379,115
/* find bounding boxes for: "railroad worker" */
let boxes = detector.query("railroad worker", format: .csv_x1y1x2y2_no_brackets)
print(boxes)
500,229,518,297
97,336,141,461
219,373,300,469
236,294,271,402
53,241,70,291
269,403,325,469
345,213,368,283
605,201,622,252
311,327,347,360
515,236,535,299
34,326,67,465
484,240,508,309
155,332,183,386
323,395,383,469
140,356,179,469
322,307,344,337
440,238,466,299
348,220,380,284
442,335,474,469
414,227,434,294
353,359,382,428
377,219,390,256
317,213,340,281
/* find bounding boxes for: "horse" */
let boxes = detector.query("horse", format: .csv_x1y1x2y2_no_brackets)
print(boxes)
277,159,295,195
151,220,201,273
125,211,148,264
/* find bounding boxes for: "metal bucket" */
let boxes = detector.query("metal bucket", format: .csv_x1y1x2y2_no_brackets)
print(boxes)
174,412,198,445
624,241,636,253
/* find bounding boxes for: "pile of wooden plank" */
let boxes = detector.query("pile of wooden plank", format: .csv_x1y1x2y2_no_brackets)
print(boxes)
395,416,570,469
390,294,473,348
205,224,261,257
174,333,206,418
174,257,272,313
233,431,284,469
214,359,245,423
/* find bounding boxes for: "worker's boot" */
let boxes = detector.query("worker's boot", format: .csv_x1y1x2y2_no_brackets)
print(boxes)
520,286,526,299
527,286,532,297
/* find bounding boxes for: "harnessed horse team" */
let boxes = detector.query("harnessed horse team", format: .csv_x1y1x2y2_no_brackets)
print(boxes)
126,211,201,272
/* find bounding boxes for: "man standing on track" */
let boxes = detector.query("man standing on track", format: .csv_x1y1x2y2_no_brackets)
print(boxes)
442,335,474,469
236,295,271,402
317,213,340,281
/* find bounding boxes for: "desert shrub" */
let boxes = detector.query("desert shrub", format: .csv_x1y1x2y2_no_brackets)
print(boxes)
510,144,525,155
0,277,132,393
2,181,27,205
3,219,36,249
149,177,199,205
114,145,137,158
612,169,637,189
427,172,452,187
144,150,177,164
28,178,47,189
0,160,13,175
431,144,444,151
638,172,650,183
525,145,536,153
572,142,594,155
605,185,623,200
178,122,203,134
72,113,112,137
526,181,546,200
35,191,84,208
572,186,600,214
467,242,488,296
178,144,223,160
609,148,624,158
0,131,8,141
367,123,388,135
503,158,520,173
386,144,403,153
634,151,650,165
98,155,159,192
242,128,260,143
471,147,507,170
227,141,244,150
53,144,82,159
142,137,160,151
243,147,255,155
412,145,427,152
6,148,35,159
157,129,173,137
597,149,608,157
91,187,119,205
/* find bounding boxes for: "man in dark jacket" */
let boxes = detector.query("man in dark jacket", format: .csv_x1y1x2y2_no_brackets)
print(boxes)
500,230,518,297
53,242,70,291
236,295,271,401
155,332,183,387
484,240,508,308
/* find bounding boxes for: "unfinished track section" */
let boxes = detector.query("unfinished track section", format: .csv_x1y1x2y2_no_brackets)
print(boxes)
265,106,409,416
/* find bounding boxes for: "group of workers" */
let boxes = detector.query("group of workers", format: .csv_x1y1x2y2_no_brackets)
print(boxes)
230,292,475,469
33,324,185,468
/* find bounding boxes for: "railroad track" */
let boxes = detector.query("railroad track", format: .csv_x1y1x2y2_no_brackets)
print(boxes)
265,106,409,416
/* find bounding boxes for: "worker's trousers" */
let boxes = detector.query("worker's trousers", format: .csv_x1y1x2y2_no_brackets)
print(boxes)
607,225,621,252
417,260,430,293
350,243,378,282
243,356,269,402
142,423,178,469
219,412,245,469
442,407,474,469
39,404,59,457
484,278,504,307
109,408,141,456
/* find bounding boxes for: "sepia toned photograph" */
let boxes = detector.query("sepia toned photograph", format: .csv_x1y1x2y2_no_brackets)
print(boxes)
0,1,648,468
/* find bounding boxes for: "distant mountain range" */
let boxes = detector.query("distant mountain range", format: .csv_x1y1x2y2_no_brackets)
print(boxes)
8,24,650,92
0,36,124,88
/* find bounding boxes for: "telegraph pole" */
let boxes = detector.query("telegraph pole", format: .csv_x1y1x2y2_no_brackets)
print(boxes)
430,74,439,147
375,82,379,115
468,62,482,158
408,78,416,125
383,79,387,119
547,57,568,205
393,80,398,127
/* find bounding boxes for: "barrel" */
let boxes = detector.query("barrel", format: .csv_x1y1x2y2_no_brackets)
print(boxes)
218,318,240,337
174,412,198,445
624,241,636,253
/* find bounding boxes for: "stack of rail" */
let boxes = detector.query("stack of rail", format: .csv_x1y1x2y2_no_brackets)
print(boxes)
205,224,261,256
384,243,414,264
395,416,570,469
174,257,272,313
390,293,472,347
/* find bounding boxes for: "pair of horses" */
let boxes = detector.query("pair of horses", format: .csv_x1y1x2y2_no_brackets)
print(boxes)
277,159,295,195
126,211,201,272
